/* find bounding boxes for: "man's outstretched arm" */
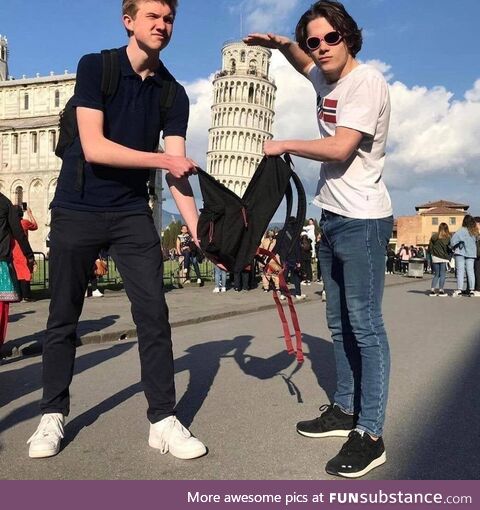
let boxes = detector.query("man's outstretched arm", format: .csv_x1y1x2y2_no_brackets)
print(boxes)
243,33,313,77
76,107,197,179
164,136,200,244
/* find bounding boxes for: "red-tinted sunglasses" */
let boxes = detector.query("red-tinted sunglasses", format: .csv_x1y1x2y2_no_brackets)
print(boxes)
306,31,343,50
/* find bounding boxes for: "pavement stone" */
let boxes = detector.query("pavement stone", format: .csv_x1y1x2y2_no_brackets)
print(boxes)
1,274,422,360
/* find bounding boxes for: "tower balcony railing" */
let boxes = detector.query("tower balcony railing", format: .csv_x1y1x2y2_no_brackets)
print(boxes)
214,68,274,84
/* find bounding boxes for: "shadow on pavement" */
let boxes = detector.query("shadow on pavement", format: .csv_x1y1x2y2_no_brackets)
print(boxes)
1,315,121,359
7,310,36,323
0,342,136,434
3,332,337,455
396,331,480,479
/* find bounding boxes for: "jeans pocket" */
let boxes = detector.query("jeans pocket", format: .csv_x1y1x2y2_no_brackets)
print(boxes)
375,216,394,249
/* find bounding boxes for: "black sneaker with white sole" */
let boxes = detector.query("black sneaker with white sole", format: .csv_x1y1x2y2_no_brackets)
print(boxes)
296,404,357,438
325,430,386,478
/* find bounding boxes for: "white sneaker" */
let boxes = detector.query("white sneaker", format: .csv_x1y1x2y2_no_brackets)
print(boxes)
213,287,220,293
451,290,462,298
221,287,227,292
149,416,207,460
295,294,306,300
27,413,64,458
279,294,286,300
197,278,202,284
470,290,480,297
92,289,103,298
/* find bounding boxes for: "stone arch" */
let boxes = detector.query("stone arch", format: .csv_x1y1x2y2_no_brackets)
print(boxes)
248,84,254,103
243,157,249,177
238,132,244,151
11,181,26,206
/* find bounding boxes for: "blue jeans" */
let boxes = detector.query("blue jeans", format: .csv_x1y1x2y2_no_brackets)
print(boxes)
319,211,393,437
454,255,475,290
431,262,447,290
214,266,227,288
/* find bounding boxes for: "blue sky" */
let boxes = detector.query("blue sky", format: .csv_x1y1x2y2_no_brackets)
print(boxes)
2,0,480,217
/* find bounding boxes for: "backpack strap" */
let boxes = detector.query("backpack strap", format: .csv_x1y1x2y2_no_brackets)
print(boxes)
75,49,120,194
274,155,307,262
101,49,120,97
158,79,177,125
257,246,304,363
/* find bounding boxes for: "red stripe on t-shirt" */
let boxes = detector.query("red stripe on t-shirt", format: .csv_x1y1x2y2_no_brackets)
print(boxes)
323,113,337,123
323,98,338,108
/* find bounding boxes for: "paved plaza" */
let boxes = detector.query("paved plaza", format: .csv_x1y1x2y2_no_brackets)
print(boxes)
0,275,479,480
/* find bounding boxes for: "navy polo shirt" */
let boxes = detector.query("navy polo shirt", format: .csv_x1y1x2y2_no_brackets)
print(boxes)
52,46,189,212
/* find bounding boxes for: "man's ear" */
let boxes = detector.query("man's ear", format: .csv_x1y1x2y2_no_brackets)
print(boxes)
123,14,134,34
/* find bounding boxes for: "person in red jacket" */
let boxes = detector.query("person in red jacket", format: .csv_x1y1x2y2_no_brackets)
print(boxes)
12,206,38,301
1,193,35,351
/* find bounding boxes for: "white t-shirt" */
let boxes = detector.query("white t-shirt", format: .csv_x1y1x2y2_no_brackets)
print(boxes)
309,64,393,219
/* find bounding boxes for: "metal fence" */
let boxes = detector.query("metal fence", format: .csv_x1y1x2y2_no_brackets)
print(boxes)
29,253,218,290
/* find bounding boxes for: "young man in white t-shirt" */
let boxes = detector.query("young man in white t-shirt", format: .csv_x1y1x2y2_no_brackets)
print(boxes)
245,0,393,478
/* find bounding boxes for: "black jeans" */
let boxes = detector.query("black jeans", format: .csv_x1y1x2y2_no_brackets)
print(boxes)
41,207,175,423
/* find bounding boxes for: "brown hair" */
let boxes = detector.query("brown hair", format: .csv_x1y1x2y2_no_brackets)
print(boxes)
122,0,178,36
295,0,362,57
462,214,479,237
437,222,450,240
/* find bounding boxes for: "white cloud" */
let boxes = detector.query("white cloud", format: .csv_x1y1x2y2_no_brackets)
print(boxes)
234,0,302,34
465,79,480,102
181,52,480,215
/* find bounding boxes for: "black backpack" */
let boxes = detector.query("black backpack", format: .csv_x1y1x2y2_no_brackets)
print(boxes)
55,48,177,193
197,155,307,362
197,154,306,272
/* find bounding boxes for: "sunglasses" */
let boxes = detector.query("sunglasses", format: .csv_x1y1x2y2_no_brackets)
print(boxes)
306,31,343,50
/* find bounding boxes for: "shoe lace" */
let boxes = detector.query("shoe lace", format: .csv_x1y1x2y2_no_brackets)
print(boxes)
318,403,334,415
157,417,190,454
340,431,366,457
27,415,64,444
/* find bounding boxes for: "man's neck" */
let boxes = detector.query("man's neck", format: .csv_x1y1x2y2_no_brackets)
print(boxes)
126,39,161,80
324,57,359,84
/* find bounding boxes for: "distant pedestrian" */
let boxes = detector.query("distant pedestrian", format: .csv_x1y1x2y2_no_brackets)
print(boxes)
176,224,202,284
386,246,395,274
1,193,35,350
398,245,410,273
302,218,316,259
300,234,313,284
12,206,38,302
450,215,479,297
213,266,227,293
259,230,280,293
428,222,451,297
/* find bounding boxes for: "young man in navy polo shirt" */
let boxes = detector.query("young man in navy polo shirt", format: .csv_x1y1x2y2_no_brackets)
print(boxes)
27,0,207,460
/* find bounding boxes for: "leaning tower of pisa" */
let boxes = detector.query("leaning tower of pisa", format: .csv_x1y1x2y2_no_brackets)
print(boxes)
206,41,276,197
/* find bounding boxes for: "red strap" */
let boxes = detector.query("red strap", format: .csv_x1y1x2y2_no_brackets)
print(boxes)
272,285,295,356
257,248,304,362
278,271,304,363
